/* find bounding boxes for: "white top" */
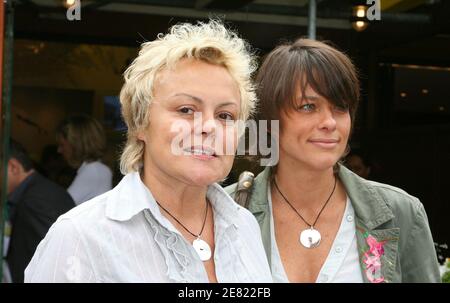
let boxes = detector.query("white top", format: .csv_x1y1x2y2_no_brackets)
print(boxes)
25,172,273,283
268,185,363,283
68,161,112,205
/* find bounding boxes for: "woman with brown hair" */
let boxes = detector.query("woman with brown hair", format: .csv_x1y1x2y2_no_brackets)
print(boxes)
57,114,113,204
227,38,440,283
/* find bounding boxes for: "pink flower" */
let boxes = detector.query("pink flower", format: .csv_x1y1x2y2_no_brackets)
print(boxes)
363,253,381,269
364,254,384,283
366,274,385,283
366,235,386,257
362,234,387,283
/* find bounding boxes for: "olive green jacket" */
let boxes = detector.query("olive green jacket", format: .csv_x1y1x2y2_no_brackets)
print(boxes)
225,164,441,283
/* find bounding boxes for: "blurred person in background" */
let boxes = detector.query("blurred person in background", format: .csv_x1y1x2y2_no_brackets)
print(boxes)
57,114,113,204
5,139,74,282
345,150,371,179
38,144,76,188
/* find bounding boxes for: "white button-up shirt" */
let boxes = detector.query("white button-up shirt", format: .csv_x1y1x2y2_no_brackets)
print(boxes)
25,172,273,283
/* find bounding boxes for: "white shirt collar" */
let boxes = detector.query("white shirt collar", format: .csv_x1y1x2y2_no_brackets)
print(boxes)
105,172,240,230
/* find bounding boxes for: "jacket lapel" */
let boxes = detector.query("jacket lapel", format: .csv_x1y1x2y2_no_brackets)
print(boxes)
340,165,400,283
355,226,371,283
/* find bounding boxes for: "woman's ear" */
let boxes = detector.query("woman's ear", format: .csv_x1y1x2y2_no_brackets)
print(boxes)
136,132,145,142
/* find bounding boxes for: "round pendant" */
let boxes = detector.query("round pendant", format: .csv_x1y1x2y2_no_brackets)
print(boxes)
193,238,212,261
300,227,321,248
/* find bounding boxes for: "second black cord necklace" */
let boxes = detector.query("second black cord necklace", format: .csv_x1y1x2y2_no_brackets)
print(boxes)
273,176,337,249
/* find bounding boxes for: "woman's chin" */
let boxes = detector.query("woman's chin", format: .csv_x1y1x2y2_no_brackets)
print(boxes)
306,156,339,171
182,170,226,187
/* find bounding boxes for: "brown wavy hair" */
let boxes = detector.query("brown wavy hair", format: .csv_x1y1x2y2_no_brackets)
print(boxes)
57,114,107,168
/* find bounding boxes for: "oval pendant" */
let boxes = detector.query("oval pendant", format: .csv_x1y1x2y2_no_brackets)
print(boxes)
193,238,212,261
300,227,321,248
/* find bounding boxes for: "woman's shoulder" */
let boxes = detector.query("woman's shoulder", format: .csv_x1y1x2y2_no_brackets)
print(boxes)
365,179,420,203
364,180,428,231
24,186,125,282
81,161,112,175
56,189,113,227
340,165,422,212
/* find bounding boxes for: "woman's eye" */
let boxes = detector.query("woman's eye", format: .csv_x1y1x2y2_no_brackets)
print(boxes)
218,112,235,121
178,107,194,114
298,103,316,112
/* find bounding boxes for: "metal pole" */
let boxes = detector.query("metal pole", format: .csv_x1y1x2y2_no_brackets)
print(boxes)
308,0,316,39
1,0,14,282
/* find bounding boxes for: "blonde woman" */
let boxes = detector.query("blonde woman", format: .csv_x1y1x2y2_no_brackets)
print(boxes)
25,20,272,283
57,114,113,204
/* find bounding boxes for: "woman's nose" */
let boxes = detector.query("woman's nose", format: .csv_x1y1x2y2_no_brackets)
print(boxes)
318,108,337,131
201,118,218,136
193,112,217,135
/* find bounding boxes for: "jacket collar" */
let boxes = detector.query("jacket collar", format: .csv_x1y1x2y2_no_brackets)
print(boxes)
105,172,160,222
337,165,395,230
249,165,396,230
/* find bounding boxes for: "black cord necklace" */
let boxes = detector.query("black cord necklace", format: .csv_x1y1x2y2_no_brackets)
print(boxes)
155,199,212,261
273,176,337,249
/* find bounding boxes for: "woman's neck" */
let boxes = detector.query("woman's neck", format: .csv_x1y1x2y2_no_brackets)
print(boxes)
141,164,208,221
274,158,337,210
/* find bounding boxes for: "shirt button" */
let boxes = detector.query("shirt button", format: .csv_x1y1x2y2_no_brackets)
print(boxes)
346,215,354,222
335,246,342,253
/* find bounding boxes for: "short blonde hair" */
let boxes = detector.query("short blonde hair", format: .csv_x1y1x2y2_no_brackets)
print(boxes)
119,20,257,174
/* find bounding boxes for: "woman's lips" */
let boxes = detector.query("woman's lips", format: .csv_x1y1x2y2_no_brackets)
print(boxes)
190,154,216,160
183,146,217,160
308,139,339,149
